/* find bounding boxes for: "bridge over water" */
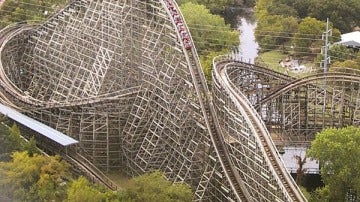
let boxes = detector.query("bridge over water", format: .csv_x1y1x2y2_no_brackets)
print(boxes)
0,0,360,201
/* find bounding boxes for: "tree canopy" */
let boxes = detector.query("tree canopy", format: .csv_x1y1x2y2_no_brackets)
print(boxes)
331,52,360,70
119,170,193,202
177,0,236,14
0,0,70,28
292,17,340,56
180,2,238,55
0,151,71,201
66,176,108,202
260,0,360,33
307,0,360,33
0,123,39,161
255,15,298,51
180,2,239,81
307,126,360,201
0,151,193,201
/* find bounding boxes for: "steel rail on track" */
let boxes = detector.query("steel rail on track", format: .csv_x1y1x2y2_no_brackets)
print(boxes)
213,55,307,202
63,151,118,191
166,1,252,201
39,87,141,110
225,61,294,83
256,72,360,109
0,24,44,107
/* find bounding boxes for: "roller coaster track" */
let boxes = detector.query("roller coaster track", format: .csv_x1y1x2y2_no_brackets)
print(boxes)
63,151,118,190
213,56,306,201
257,73,360,108
166,2,251,201
3,0,359,201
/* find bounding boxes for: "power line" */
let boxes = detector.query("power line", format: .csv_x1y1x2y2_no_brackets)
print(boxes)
0,2,357,65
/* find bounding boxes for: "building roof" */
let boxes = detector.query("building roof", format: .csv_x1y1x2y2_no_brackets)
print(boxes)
337,31,360,48
341,40,360,48
0,104,78,146
280,146,319,174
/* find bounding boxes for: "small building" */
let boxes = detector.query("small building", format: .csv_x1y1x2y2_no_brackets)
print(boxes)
336,31,360,50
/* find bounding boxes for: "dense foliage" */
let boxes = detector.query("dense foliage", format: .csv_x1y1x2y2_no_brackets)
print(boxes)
265,0,360,33
180,2,239,82
255,0,359,71
0,152,71,201
255,15,298,51
118,171,193,202
0,118,193,201
0,122,38,161
0,152,193,202
307,126,360,201
292,17,340,55
331,51,360,70
0,0,70,28
177,0,235,14
177,0,255,14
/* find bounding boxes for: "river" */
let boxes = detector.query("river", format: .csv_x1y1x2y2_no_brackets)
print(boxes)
238,16,259,64
225,8,259,64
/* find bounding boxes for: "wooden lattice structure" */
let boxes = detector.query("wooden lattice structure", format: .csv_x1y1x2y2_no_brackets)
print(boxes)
6,0,360,201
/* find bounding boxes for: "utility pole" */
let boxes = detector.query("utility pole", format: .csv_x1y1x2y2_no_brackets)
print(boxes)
322,18,332,73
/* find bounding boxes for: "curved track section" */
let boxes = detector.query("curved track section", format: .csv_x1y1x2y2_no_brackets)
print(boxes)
256,72,360,141
213,55,306,201
213,55,360,200
220,59,360,144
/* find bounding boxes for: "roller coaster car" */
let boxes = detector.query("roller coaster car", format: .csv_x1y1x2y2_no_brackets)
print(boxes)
166,2,173,9
184,42,192,50
177,23,185,31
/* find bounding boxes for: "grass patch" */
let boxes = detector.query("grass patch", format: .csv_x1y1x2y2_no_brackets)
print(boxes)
256,50,288,72
256,50,318,77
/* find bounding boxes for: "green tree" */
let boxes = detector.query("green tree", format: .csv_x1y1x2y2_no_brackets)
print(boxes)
254,0,272,19
272,0,310,18
255,15,298,51
0,122,39,160
292,17,340,56
0,0,71,28
329,44,356,64
331,60,360,70
177,0,235,14
66,176,107,202
200,51,226,82
180,2,238,81
307,126,360,201
35,155,71,201
0,151,71,201
180,2,238,55
22,136,39,157
121,170,192,202
307,0,360,33
267,3,298,17
3,124,23,154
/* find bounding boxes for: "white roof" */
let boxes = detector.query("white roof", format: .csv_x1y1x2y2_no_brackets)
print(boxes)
0,104,78,146
340,31,360,44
